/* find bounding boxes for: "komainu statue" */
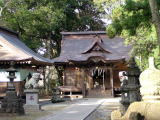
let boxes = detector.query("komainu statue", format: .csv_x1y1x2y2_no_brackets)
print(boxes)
25,73,41,89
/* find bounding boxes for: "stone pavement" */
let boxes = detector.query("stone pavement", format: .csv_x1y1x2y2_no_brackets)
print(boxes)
38,98,106,120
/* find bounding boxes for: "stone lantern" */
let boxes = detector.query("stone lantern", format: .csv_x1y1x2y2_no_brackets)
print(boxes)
6,63,17,91
140,57,160,101
0,62,24,115
120,57,141,112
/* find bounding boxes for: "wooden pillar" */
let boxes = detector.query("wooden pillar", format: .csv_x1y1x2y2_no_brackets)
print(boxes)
81,68,86,97
43,67,46,88
102,69,105,90
110,68,114,96
76,67,80,87
62,71,65,86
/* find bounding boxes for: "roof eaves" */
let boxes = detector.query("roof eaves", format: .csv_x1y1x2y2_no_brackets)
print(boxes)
0,26,18,37
61,31,106,35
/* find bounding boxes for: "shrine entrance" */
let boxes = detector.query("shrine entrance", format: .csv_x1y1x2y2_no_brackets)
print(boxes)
91,68,105,90
87,67,112,97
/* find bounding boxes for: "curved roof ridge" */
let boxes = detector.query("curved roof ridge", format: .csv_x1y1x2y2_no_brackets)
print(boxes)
81,35,112,54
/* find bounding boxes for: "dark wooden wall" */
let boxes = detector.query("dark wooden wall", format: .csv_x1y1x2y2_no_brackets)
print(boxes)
64,67,84,89
113,70,121,88
63,67,122,90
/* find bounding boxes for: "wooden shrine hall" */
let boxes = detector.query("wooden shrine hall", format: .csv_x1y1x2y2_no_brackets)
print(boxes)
0,26,52,97
53,31,131,98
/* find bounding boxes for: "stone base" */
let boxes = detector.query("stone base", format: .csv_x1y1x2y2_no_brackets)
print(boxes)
0,91,24,115
111,101,160,120
63,95,83,101
24,104,41,112
24,89,40,112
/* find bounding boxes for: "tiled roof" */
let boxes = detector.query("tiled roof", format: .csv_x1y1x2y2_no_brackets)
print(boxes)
53,31,131,63
0,27,53,65
61,31,106,35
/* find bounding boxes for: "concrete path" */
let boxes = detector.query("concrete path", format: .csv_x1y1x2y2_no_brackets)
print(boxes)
39,98,105,120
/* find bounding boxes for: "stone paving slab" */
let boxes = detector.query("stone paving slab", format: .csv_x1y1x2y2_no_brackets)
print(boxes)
38,99,105,120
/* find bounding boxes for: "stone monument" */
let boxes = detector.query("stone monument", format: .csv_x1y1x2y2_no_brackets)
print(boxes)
24,73,41,112
0,62,24,115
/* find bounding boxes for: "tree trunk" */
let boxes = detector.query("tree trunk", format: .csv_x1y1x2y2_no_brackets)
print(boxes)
149,0,160,54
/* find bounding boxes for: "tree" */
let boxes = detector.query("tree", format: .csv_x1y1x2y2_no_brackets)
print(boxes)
148,0,160,54
1,0,66,58
0,0,105,95
106,0,160,70
0,0,105,58
64,0,105,31
0,0,11,15
94,0,124,25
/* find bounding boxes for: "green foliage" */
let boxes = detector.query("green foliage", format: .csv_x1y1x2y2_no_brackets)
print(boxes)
1,0,105,57
64,0,105,31
1,0,65,52
94,0,124,22
0,0,3,6
106,24,116,38
106,0,160,70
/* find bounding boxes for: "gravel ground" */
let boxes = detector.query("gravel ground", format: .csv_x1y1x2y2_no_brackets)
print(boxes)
0,100,74,120
85,98,121,120
0,98,120,120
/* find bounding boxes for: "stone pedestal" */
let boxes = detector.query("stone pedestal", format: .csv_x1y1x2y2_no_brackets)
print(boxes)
24,89,41,112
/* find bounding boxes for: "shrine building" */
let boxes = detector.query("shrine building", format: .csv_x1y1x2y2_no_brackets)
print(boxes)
53,31,131,98
0,26,52,97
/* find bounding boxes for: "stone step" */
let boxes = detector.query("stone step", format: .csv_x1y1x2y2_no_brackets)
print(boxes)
87,89,112,98
63,94,83,100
